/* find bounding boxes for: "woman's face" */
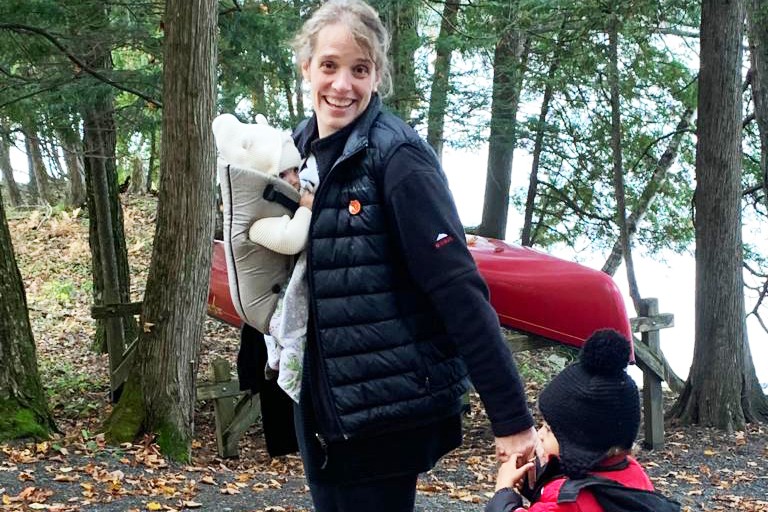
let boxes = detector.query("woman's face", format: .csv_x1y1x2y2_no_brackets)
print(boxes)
301,23,379,138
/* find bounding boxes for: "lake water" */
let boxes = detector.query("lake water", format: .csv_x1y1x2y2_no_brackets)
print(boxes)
440,146,768,385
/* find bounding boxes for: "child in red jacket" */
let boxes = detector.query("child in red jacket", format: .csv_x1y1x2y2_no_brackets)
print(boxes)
485,330,672,512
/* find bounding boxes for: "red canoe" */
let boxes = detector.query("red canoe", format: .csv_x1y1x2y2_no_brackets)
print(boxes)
207,236,632,348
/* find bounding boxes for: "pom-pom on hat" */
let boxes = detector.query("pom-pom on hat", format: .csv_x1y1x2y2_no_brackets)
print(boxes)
538,329,640,478
212,113,301,176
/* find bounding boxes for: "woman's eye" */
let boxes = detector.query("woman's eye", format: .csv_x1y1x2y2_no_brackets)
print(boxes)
353,65,370,77
320,61,335,71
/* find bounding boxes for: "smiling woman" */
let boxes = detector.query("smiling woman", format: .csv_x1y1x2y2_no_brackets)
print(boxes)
236,1,538,510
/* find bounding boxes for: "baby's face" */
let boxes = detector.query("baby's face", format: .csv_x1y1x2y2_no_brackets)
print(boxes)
279,167,300,191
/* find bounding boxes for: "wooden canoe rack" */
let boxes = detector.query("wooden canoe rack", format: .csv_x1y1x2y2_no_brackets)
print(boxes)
93,297,674,458
630,298,674,450
91,301,260,459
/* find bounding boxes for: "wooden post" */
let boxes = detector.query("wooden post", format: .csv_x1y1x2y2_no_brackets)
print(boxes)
212,359,237,458
639,298,664,450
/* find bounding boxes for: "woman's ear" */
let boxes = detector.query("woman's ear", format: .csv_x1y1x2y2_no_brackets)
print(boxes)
301,59,311,82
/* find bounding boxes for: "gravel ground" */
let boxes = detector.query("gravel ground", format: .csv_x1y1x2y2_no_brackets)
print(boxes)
3,405,768,511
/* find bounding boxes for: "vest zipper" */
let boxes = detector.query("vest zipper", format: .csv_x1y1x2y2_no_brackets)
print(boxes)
304,142,368,443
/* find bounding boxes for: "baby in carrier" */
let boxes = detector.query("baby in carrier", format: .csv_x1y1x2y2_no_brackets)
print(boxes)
212,113,313,402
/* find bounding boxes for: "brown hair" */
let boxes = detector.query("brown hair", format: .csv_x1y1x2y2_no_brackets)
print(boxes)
291,0,392,97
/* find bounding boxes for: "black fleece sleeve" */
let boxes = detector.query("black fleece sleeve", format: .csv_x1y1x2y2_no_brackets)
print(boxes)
383,144,534,437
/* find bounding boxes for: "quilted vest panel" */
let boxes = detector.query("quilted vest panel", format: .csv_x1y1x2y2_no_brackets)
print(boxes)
307,113,469,439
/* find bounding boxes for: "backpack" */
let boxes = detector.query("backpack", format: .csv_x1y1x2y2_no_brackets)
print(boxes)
558,474,681,512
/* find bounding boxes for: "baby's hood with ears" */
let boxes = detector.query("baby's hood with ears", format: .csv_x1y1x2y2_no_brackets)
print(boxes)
212,113,301,176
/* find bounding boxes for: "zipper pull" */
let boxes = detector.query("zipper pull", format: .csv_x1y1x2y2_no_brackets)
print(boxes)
315,432,329,469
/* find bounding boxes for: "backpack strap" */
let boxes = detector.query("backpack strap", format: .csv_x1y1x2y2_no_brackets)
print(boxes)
558,474,681,511
558,475,626,503
263,184,299,213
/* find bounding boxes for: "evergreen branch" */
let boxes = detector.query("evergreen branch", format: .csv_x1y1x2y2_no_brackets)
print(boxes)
0,23,162,108
0,80,75,110
538,180,613,222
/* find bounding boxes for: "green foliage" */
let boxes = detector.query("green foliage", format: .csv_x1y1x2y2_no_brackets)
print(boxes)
41,279,75,303
40,360,103,419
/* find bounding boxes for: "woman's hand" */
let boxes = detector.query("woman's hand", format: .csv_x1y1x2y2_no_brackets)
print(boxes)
495,453,535,492
495,427,539,489
300,191,314,209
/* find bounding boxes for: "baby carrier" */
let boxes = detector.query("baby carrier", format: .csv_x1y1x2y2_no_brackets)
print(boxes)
213,113,301,333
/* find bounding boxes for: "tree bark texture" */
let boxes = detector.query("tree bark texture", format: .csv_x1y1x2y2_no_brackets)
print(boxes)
78,18,136,353
672,0,747,431
0,195,55,440
379,0,419,121
128,156,145,195
130,0,218,460
478,26,527,239
747,0,768,211
0,131,23,207
425,0,460,160
24,137,39,204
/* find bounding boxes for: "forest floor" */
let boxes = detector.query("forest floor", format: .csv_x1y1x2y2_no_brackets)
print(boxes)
2,194,768,511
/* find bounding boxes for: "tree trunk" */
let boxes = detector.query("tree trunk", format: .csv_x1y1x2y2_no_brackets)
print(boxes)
24,137,39,204
0,130,23,207
747,0,768,211
0,195,55,440
128,156,145,195
77,5,136,354
425,0,460,160
478,25,528,239
380,0,419,121
58,126,87,208
106,0,217,461
608,20,642,312
670,0,748,431
521,62,557,247
601,108,695,275
146,128,157,194
24,127,54,205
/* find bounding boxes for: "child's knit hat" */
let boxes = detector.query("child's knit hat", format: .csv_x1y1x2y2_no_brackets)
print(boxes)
212,113,301,176
538,329,640,478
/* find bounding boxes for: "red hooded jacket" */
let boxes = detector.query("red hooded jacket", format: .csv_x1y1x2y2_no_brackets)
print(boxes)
486,456,654,512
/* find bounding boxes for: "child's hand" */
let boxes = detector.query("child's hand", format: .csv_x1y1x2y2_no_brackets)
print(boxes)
300,192,314,209
495,453,535,492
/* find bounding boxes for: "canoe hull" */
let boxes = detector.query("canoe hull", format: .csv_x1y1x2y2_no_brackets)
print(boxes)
208,237,632,349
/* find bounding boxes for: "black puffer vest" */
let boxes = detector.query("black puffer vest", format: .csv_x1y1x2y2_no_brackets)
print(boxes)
297,97,469,442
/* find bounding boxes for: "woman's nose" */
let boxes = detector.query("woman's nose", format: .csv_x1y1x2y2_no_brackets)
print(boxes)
332,69,352,92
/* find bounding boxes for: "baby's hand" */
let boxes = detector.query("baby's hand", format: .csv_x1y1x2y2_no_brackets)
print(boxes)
300,192,314,210
495,453,535,492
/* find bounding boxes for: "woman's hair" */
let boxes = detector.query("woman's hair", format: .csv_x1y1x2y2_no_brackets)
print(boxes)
291,0,392,97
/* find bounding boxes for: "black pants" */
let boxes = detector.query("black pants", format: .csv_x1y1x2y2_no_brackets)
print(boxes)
307,473,418,512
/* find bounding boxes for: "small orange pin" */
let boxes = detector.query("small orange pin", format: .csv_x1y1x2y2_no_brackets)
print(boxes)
348,199,362,215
